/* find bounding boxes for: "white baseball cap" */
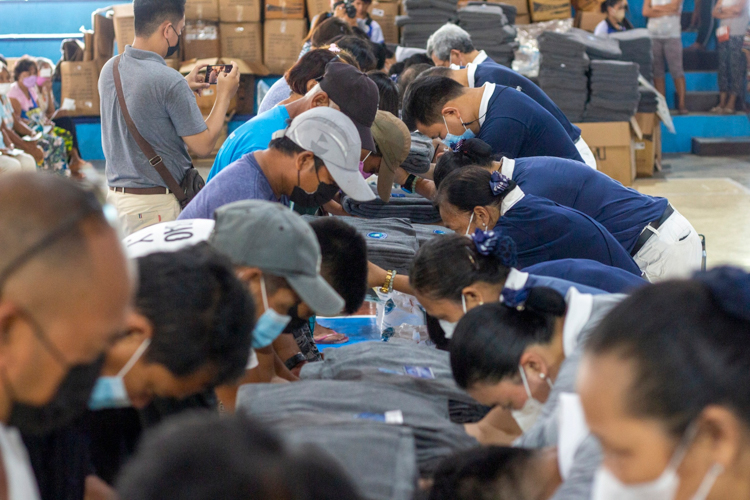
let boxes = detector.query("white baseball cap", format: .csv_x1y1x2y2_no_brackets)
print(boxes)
123,219,215,259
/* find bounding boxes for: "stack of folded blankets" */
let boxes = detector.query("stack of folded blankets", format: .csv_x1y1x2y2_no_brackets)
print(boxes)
342,186,442,224
400,132,434,175
568,27,622,60
537,31,590,122
585,60,641,122
638,87,659,113
458,4,518,67
331,217,420,274
397,0,458,48
610,28,653,82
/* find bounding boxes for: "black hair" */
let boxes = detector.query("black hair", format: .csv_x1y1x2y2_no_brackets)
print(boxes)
336,36,377,72
587,268,750,436
370,42,388,71
12,56,37,82
403,53,434,69
402,76,465,130
285,49,358,96
309,218,368,315
425,314,451,351
410,234,512,303
116,412,361,500
268,137,325,170
435,166,517,215
309,17,353,47
451,292,566,389
135,244,255,386
134,0,186,37
416,66,453,80
430,447,538,500
601,0,624,13
367,71,399,116
434,139,494,189
388,61,405,77
397,63,435,110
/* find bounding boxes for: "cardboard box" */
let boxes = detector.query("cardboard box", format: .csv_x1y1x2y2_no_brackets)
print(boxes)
220,22,263,64
529,0,571,22
183,21,221,61
573,0,604,11
306,0,330,18
516,13,531,23
575,10,606,31
634,113,661,177
371,2,400,44
219,0,261,22
487,0,528,14
60,61,100,117
112,3,135,55
264,20,308,74
186,0,220,20
82,30,95,61
265,0,306,19
575,121,636,186
92,9,115,60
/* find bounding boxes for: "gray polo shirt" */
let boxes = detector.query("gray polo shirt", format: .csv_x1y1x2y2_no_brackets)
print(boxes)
100,46,207,188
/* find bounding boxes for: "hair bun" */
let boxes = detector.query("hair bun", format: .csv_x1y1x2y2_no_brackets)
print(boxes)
526,287,567,316
471,229,517,268
459,138,493,161
695,266,750,322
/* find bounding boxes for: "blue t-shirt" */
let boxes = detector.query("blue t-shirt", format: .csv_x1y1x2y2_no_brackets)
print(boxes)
508,157,669,252
206,105,290,181
179,152,287,220
477,85,584,162
496,192,642,275
473,62,581,143
524,259,649,294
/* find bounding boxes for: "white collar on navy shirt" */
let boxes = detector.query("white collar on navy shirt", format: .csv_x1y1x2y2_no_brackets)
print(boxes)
562,287,594,357
503,268,529,290
472,50,489,65
478,83,495,128
501,185,524,216
500,157,515,179
466,63,478,88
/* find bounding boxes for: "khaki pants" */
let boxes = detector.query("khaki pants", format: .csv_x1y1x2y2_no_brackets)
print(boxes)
106,189,181,237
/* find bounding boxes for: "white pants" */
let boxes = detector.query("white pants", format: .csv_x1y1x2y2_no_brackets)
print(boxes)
575,137,598,170
633,207,702,282
106,189,181,237
0,151,37,173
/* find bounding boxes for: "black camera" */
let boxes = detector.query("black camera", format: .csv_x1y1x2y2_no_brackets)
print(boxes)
333,0,357,18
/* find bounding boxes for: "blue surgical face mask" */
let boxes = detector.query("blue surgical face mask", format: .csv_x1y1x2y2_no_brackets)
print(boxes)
443,114,476,148
89,339,151,411
251,276,292,349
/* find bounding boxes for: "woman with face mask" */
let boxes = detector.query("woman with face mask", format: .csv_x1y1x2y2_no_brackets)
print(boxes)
578,266,750,500
450,285,625,443
435,166,642,274
595,0,634,36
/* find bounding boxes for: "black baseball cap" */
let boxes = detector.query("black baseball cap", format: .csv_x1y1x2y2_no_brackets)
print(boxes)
319,63,378,152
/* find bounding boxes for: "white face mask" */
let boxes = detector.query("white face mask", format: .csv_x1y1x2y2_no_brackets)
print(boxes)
251,276,292,349
592,426,725,500
88,339,151,410
465,212,475,236
511,364,553,433
438,294,468,340
0,83,10,96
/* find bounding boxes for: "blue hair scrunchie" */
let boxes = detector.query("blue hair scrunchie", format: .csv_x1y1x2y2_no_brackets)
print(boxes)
489,171,511,197
501,287,530,310
471,229,518,268
694,266,750,322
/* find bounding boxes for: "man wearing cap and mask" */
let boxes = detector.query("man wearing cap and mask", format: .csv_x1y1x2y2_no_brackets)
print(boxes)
358,110,412,204
206,63,379,181
179,107,375,220
208,200,346,410
0,173,133,499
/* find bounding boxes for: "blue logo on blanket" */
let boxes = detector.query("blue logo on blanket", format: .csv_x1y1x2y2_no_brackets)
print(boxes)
433,230,447,235
367,232,388,240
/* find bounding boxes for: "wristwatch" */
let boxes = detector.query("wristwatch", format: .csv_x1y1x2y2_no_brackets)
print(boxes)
380,270,397,294
401,174,418,194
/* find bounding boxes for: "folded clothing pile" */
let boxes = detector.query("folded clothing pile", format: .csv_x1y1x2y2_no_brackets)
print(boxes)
610,28,653,82
638,87,658,113
237,380,479,475
585,60,640,122
568,28,622,60
341,186,442,224
330,216,419,274
538,31,590,122
401,132,434,175
458,4,518,67
397,0,458,48
412,222,454,247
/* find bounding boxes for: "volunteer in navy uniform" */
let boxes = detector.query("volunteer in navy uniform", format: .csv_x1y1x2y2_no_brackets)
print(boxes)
420,65,597,169
436,167,642,275
426,23,496,67
435,139,702,281
402,76,585,164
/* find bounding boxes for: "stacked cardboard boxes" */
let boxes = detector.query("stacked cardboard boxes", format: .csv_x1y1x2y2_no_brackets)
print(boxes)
264,20,308,75
370,1,401,44
576,121,636,186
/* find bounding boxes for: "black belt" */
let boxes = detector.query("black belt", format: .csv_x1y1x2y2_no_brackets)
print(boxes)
631,204,675,256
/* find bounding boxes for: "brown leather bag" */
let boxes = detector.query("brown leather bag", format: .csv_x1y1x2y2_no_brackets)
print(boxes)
112,55,204,208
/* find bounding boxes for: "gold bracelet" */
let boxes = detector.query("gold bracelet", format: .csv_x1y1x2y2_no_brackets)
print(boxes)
380,270,397,294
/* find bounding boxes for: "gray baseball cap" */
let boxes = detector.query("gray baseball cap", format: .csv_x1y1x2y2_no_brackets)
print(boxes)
274,107,376,202
209,200,345,317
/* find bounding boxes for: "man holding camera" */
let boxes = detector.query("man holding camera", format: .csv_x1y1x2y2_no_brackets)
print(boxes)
353,0,384,43
99,0,240,236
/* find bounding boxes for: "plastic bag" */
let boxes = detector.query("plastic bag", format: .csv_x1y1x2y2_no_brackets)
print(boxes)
374,290,429,343
512,18,574,77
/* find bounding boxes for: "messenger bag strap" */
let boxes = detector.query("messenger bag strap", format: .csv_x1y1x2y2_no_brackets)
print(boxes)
112,55,186,203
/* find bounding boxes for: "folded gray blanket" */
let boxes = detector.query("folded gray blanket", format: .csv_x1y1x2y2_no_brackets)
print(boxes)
342,187,442,225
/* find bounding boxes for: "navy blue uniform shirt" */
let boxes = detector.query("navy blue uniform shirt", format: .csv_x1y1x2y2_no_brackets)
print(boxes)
524,258,649,293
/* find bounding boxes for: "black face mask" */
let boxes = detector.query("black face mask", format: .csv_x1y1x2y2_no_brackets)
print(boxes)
289,170,339,208
7,354,105,436
166,25,180,58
